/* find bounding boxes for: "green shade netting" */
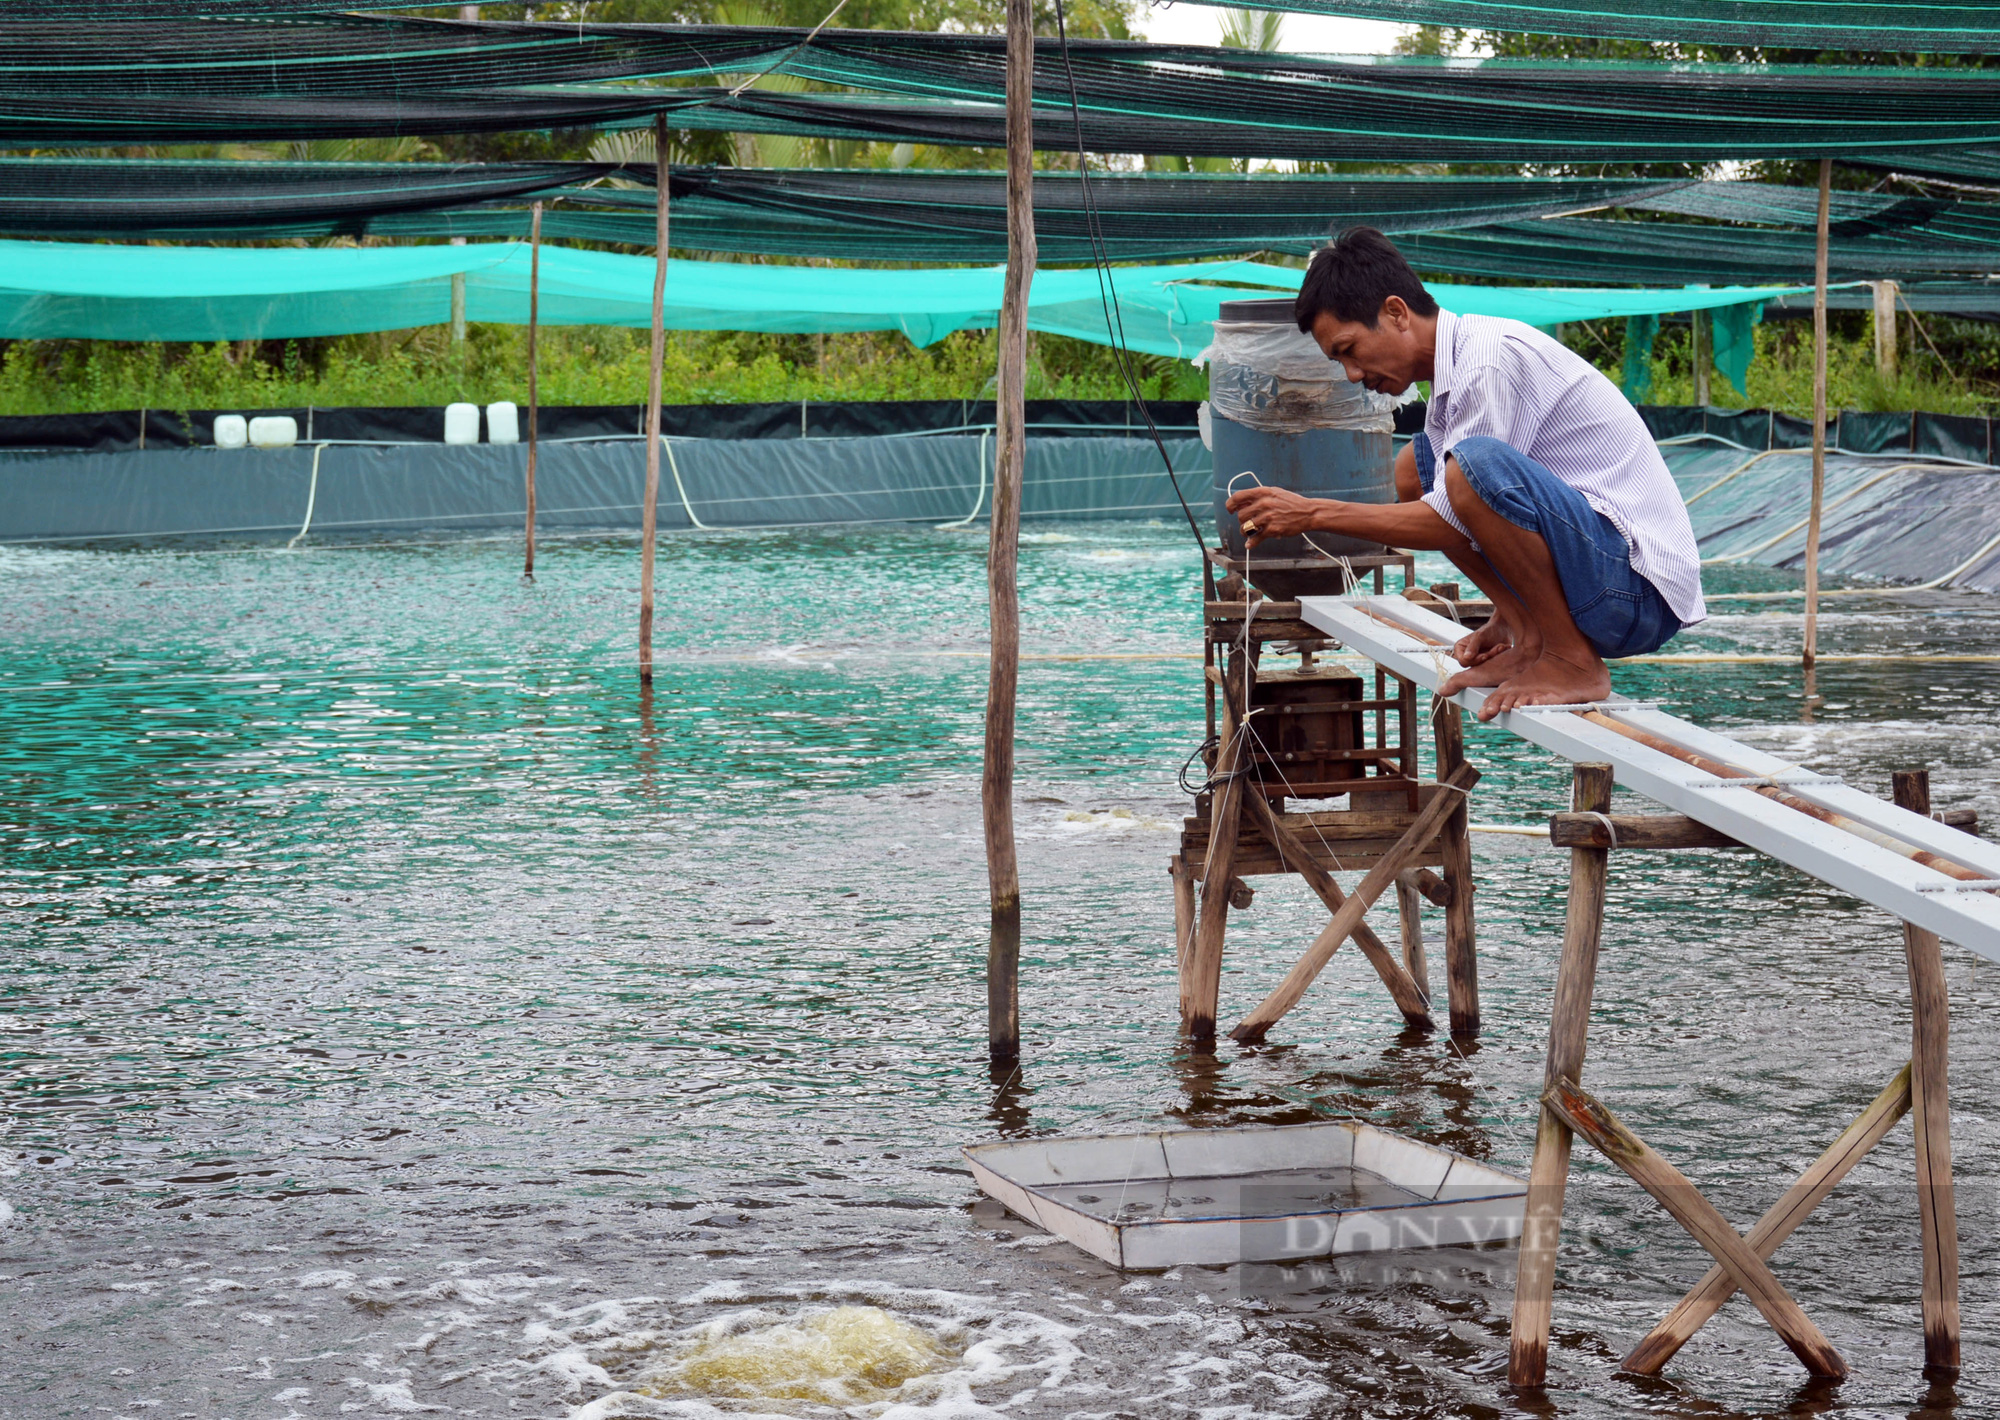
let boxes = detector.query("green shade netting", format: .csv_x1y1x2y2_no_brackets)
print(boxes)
7,0,1999,51
1155,0,2000,53
1711,300,1762,396
0,159,1691,263
11,21,2000,160
0,238,1803,363
1621,313,1660,402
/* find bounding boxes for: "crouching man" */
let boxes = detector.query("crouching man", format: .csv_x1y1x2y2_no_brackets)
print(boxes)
1226,227,1705,720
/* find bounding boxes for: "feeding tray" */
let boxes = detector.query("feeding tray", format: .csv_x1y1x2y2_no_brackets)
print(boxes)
964,1121,1526,1269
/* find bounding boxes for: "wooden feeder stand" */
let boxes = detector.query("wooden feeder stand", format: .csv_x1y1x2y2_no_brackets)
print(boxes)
1172,550,1486,1045
1509,762,1965,1388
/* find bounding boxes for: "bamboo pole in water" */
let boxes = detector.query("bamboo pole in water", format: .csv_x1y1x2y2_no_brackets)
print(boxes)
1803,157,1831,669
639,116,668,684
985,0,1034,1064
524,199,541,582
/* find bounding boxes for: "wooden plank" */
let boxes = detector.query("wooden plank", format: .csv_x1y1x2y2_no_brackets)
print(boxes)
1299,597,2000,958
1893,770,1961,1375
1551,808,1979,850
1395,870,1430,1003
1228,760,1478,1044
1244,790,1434,1029
1510,762,1611,1389
1623,1063,1912,1374
1543,1076,1849,1380
1206,599,1304,620
1434,700,1479,1036
1183,847,1449,878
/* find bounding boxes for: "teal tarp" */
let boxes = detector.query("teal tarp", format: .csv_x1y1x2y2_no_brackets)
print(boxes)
0,239,1803,362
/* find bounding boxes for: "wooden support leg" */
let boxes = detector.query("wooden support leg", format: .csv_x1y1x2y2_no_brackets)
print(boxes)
1243,790,1434,1030
1395,869,1430,1005
1624,1063,1912,1374
1893,769,1961,1375
1509,762,1612,1390
1434,701,1480,1035
1230,761,1477,1043
1185,649,1250,1042
1171,856,1196,1018
1544,1077,1848,1380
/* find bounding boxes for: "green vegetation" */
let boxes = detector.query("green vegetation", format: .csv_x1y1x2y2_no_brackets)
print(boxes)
0,325,1209,415
1572,311,2000,416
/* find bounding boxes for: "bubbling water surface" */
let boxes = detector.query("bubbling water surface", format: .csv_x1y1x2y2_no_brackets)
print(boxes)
0,523,1995,1419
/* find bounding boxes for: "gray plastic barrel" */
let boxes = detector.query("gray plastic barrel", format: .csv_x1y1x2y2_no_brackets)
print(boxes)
1207,297,1396,596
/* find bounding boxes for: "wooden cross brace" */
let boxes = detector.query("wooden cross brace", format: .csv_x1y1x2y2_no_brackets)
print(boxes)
1230,758,1479,1044
1542,1075,1853,1380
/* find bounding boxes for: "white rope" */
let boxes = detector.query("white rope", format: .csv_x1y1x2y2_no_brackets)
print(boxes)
938,429,989,529
1583,810,1620,851
284,443,325,550
662,436,714,531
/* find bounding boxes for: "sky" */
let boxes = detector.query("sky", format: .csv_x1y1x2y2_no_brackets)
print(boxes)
1137,3,1414,52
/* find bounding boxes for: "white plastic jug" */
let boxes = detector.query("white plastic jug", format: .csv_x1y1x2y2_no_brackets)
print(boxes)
248,415,298,449
213,414,248,449
486,401,520,445
443,402,480,445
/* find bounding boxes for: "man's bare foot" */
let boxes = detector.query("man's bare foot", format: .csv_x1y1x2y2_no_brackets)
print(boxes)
1440,641,1540,696
1478,651,1612,721
1452,617,1512,668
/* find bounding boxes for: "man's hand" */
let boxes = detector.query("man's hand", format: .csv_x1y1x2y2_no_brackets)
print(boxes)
1224,485,1328,547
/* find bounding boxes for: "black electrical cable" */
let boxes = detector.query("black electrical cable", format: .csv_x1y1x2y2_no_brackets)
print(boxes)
1050,0,1215,585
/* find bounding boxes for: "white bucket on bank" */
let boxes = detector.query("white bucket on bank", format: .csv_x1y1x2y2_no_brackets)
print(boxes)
213,414,248,449
486,401,520,445
248,415,297,449
965,1121,1527,1269
443,402,480,445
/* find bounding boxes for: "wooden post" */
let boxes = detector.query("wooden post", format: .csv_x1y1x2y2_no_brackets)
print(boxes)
1803,156,1832,670
984,0,1034,1064
1395,869,1429,1004
1692,307,1711,408
1186,649,1248,1042
1509,761,1612,1389
1433,700,1479,1035
523,199,541,582
1891,769,1961,1375
639,116,668,685
1171,859,1196,1011
1873,279,1899,379
449,235,467,343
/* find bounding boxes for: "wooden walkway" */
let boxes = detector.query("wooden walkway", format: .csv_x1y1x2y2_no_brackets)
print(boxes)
1303,595,2000,962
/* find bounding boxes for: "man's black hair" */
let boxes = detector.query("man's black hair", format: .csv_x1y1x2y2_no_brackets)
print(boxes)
1293,226,1439,333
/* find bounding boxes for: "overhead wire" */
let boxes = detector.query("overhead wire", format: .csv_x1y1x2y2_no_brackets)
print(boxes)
1049,0,1214,587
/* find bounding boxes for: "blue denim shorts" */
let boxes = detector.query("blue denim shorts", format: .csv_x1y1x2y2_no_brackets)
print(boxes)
1413,432,1679,660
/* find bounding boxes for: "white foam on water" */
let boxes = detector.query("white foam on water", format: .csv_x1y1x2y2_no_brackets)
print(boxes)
495,1278,1330,1420
1043,808,1173,837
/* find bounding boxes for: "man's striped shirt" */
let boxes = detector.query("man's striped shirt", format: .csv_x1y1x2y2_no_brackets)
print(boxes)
1421,310,1706,626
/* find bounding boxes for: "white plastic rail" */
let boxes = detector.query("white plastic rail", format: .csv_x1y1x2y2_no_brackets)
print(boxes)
1301,595,2000,962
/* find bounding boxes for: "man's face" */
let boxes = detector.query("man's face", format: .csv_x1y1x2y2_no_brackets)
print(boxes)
1309,296,1422,396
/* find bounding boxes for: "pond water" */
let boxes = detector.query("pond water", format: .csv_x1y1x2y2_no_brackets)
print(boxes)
2,521,1996,1420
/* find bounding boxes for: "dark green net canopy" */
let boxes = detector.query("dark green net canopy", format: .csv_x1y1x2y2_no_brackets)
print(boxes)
11,21,2000,160
8,0,2000,51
